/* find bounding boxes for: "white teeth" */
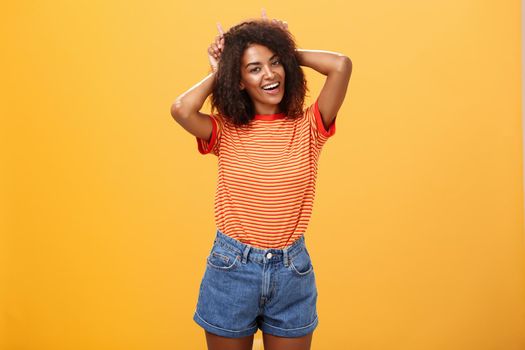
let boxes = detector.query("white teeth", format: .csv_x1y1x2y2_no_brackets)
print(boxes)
262,82,279,90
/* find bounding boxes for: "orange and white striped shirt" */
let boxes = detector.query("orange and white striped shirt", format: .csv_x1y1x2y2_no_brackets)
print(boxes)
196,98,336,249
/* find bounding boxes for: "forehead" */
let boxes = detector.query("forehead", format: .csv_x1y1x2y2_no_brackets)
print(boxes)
241,44,276,63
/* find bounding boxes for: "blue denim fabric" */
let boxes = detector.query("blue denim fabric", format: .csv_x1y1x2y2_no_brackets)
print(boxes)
193,229,319,338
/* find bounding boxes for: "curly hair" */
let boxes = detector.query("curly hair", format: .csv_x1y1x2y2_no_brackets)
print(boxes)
210,19,308,127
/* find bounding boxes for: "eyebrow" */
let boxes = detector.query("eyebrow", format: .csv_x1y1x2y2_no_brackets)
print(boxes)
245,54,279,69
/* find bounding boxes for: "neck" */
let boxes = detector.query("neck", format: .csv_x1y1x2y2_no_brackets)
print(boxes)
253,103,281,115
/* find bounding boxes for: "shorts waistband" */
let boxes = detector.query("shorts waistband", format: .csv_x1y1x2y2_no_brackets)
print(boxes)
213,229,306,265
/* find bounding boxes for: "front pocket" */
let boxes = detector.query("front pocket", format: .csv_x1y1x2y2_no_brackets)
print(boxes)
206,246,240,271
290,250,314,276
211,252,230,263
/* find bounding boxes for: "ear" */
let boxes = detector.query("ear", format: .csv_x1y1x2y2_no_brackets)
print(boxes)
239,82,245,90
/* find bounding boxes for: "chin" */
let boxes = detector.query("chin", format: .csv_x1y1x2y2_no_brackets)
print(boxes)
259,98,283,108
261,93,285,104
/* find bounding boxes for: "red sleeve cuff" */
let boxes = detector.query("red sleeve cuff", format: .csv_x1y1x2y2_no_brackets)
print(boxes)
196,115,218,155
313,98,336,137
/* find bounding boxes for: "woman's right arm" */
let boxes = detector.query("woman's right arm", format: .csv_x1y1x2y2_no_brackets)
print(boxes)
170,26,224,142
170,72,216,142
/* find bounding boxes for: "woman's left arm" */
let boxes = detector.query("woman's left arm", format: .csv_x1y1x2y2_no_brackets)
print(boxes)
296,49,352,129
261,11,352,128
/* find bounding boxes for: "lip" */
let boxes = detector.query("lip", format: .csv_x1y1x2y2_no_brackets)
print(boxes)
261,82,281,95
262,86,281,95
261,81,279,88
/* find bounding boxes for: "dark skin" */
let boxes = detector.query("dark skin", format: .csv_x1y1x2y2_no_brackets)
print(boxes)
191,9,351,350
205,330,313,350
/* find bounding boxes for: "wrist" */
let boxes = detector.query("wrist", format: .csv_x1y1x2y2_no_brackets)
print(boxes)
295,49,304,66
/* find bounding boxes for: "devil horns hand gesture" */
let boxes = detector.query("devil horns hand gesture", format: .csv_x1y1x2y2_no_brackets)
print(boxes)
261,8,289,32
208,23,225,73
208,10,289,73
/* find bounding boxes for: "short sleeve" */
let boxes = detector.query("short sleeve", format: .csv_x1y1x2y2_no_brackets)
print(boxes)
196,113,222,156
306,97,336,148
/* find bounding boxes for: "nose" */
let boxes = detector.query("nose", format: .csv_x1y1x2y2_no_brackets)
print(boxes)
263,65,275,79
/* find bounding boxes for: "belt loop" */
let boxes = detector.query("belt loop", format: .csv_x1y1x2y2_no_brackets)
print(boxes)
283,247,289,268
242,245,251,264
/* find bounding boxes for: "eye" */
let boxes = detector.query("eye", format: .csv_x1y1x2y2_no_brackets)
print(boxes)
272,60,281,65
250,67,261,73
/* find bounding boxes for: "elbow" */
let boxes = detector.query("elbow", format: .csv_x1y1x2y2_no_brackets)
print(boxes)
332,56,352,81
337,55,352,73
170,99,189,121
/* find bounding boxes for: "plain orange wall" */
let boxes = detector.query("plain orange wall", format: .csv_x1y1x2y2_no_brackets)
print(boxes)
2,1,525,349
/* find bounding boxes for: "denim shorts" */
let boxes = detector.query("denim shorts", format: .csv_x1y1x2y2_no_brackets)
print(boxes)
193,229,319,338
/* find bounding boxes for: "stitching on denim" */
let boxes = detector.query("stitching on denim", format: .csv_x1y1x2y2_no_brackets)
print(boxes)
261,315,318,331
288,248,304,260
207,255,239,270
216,240,242,255
216,239,306,261
290,258,314,276
212,251,230,263
194,311,258,333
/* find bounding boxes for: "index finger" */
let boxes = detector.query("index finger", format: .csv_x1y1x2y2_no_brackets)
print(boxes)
261,8,268,21
216,22,224,36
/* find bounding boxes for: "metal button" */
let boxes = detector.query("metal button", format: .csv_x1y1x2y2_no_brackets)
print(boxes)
266,252,273,259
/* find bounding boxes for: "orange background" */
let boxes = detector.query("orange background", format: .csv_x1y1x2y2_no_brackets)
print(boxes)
2,1,524,349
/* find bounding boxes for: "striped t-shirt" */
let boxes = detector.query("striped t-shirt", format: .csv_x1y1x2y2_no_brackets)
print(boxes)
196,98,336,249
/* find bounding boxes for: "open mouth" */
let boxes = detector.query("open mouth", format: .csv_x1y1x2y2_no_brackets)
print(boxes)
261,82,282,95
261,82,280,91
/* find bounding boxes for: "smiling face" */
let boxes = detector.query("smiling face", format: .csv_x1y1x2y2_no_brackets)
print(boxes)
239,43,286,115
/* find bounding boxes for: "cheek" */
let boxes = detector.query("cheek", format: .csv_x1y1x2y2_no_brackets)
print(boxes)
245,76,261,90
240,76,253,90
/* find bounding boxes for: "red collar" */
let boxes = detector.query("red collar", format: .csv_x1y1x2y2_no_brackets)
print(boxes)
253,112,286,121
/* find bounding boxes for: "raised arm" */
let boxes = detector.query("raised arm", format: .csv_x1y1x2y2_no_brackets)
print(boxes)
170,24,225,142
296,49,352,129
170,72,216,141
261,10,352,130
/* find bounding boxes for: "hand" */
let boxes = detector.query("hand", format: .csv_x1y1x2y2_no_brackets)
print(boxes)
207,22,225,73
261,8,289,32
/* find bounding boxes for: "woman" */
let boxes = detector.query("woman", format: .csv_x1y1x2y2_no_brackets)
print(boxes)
171,10,352,350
